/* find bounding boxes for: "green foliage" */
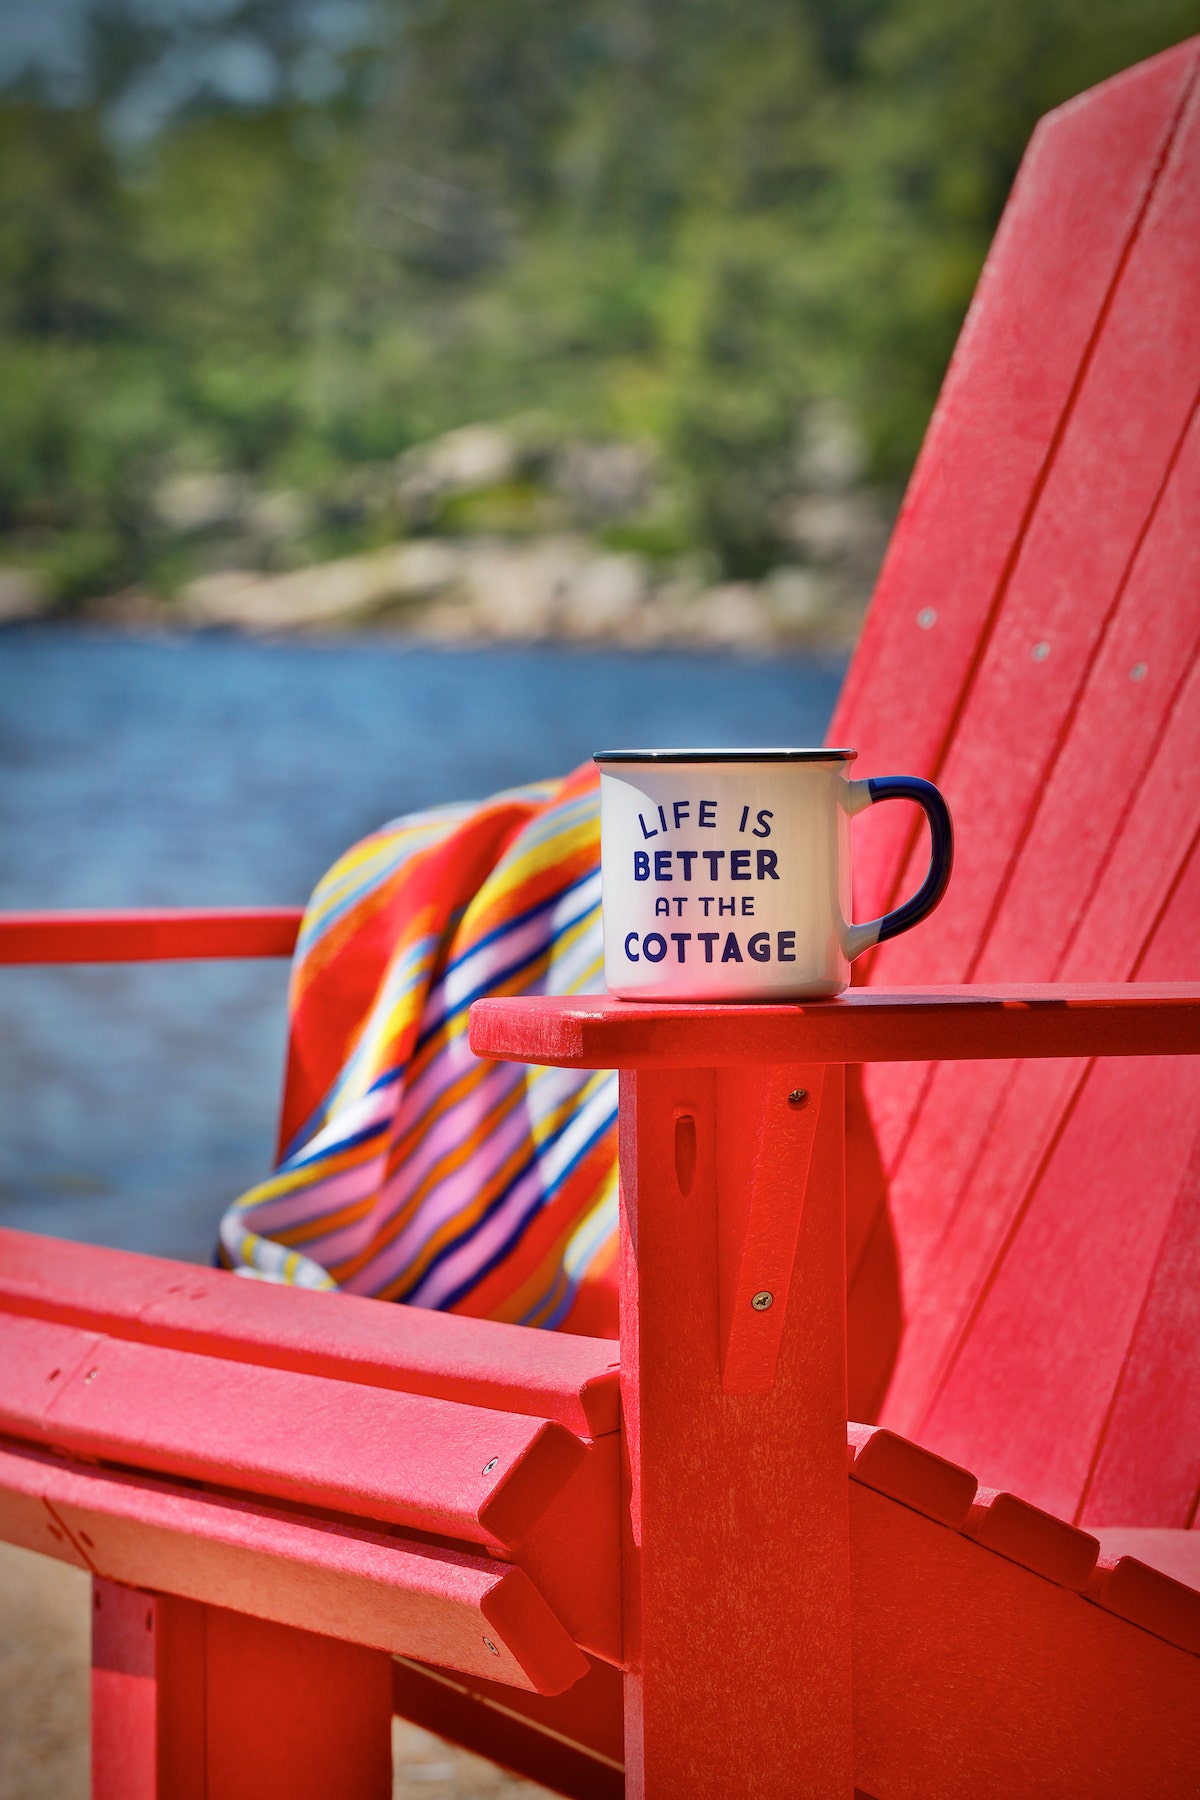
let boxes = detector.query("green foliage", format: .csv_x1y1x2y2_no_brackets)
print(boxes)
0,0,1195,594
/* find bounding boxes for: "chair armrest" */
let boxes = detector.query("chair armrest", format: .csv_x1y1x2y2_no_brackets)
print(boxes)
0,908,303,964
469,984,1200,1070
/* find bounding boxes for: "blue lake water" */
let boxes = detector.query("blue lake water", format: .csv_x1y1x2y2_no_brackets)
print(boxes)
0,627,843,1263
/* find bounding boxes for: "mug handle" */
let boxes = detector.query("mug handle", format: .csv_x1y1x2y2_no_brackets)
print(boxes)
843,776,954,960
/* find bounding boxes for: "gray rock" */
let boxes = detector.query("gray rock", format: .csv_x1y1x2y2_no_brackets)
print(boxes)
559,552,647,639
689,583,774,649
794,400,866,493
155,472,247,534
397,425,520,517
459,537,586,639
0,567,49,623
243,489,311,543
180,542,464,631
552,440,653,522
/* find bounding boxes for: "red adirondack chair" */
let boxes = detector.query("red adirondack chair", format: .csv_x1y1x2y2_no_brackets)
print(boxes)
2,37,1199,1799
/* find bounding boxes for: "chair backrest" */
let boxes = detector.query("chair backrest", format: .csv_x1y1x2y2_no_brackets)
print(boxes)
830,37,1200,1530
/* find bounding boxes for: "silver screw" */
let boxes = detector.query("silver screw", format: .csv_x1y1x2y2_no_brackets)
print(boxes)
788,1088,808,1108
482,1458,499,1476
751,1290,774,1312
1130,662,1148,682
483,1637,500,1656
916,607,937,630
83,1369,98,1384
1032,641,1051,662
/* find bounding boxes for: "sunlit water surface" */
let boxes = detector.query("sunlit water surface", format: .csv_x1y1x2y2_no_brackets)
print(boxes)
0,628,842,1262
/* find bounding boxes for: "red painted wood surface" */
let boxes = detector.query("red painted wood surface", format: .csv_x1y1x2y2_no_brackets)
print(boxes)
0,1226,620,1438
0,907,303,963
619,1064,854,1796
815,35,1200,1544
849,1483,1200,1799
4,41,1200,1798
469,983,1200,1069
830,36,1200,924
846,1424,1200,1659
92,1579,164,1800
93,1580,394,1800
2,1437,589,1694
0,1309,587,1550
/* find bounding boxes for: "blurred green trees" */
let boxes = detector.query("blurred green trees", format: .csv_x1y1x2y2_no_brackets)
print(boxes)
0,0,1195,597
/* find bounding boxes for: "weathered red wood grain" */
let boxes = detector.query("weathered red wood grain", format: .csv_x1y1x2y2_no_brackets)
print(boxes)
0,908,303,963
0,1226,621,1438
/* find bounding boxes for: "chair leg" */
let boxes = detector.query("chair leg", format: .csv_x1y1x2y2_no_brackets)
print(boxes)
92,1579,393,1800
619,1064,855,1798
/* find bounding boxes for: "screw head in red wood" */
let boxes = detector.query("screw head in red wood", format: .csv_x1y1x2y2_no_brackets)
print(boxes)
483,1637,500,1656
482,1457,499,1476
788,1089,808,1107
751,1291,774,1311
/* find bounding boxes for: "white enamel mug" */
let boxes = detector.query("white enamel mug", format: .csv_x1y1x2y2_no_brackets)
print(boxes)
595,748,953,1001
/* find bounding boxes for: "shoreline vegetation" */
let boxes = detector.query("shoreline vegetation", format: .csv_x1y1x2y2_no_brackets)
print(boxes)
1,3,1189,650
0,415,889,651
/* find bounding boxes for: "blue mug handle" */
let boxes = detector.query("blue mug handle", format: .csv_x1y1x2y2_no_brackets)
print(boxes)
843,775,954,960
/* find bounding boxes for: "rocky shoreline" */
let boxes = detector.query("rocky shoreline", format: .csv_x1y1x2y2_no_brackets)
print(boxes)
0,540,871,652
0,414,891,653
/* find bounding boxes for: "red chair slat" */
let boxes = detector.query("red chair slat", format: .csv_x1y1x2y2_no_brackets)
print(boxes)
0,1227,621,1439
910,1056,1198,1517
880,698,1200,1441
832,39,1200,923
1080,1131,1200,1528
963,1490,1099,1591
876,75,1200,995
0,908,303,963
0,1440,587,1695
846,1424,975,1527
0,1311,587,1551
823,41,1200,1539
1086,1552,1200,1657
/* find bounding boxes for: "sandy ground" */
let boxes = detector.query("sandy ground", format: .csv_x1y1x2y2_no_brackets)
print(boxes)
0,1542,553,1800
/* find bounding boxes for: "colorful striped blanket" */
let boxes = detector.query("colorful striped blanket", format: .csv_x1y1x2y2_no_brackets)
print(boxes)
216,763,618,1337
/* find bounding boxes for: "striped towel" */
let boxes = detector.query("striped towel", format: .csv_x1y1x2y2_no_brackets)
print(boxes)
216,762,618,1337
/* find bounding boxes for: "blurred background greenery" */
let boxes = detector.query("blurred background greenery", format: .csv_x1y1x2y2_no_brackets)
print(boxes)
0,0,1196,613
